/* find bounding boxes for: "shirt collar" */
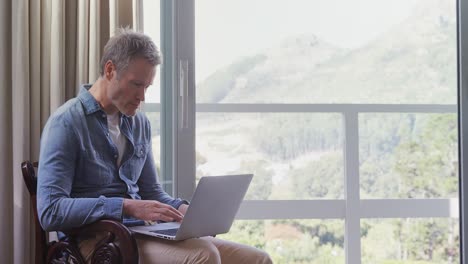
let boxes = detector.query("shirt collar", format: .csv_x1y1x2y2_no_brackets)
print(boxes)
77,84,133,122
77,84,103,115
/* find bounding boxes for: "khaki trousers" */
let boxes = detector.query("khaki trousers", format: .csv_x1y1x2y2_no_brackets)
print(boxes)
80,233,273,264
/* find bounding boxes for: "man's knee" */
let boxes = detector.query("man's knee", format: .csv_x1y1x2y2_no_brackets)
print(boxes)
190,241,221,264
255,251,273,264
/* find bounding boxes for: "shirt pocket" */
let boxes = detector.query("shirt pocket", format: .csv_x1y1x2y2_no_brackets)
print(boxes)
127,143,148,181
135,143,148,159
78,149,113,185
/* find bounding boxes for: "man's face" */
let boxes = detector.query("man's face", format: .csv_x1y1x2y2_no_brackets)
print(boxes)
107,58,156,116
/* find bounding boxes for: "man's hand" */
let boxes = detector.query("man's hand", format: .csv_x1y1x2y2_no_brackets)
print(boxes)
123,199,184,222
178,203,189,215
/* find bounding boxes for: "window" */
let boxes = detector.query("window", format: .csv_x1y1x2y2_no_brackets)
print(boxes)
143,0,461,263
142,0,170,192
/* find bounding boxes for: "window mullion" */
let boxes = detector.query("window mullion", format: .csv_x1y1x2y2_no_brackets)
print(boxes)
344,111,361,264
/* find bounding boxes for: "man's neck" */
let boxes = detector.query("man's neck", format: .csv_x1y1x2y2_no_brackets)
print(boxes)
89,78,119,115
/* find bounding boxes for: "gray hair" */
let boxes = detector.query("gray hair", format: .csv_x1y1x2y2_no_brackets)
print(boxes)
100,28,161,77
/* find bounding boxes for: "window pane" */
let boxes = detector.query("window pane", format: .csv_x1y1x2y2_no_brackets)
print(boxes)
195,0,456,104
142,0,161,103
143,1,167,190
145,112,171,189
359,113,458,199
196,113,344,199
361,218,459,263
219,219,345,263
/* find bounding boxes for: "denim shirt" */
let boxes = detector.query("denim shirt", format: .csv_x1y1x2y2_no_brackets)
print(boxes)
37,85,186,232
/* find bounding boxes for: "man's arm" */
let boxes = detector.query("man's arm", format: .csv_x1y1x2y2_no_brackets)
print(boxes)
122,139,186,221
136,136,189,210
37,116,123,231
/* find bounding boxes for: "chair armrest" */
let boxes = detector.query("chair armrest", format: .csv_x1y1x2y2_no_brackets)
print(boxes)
55,219,139,264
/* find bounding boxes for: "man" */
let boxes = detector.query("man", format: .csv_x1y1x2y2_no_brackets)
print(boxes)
37,29,272,263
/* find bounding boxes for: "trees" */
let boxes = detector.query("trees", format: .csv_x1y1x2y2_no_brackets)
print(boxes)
385,114,459,263
395,114,458,199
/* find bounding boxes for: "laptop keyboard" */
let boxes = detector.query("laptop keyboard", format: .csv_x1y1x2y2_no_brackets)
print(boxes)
150,228,178,236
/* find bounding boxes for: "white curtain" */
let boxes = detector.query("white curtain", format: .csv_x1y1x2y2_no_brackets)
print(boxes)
0,0,136,263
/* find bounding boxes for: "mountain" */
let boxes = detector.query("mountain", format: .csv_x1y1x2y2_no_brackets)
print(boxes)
196,0,457,104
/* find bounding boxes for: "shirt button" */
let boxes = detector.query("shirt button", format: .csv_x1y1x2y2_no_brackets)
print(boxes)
102,114,106,118
114,154,118,159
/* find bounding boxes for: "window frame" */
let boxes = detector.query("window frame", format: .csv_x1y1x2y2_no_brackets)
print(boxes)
458,0,468,262
143,1,465,263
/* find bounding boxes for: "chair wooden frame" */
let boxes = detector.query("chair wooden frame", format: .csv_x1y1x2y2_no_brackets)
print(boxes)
21,161,139,264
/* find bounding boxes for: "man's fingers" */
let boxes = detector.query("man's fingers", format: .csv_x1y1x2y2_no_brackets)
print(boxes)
153,202,184,218
150,203,184,221
150,211,181,222
159,208,184,221
155,213,176,222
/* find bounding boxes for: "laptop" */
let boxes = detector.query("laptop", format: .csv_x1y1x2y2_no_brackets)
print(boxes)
129,174,253,241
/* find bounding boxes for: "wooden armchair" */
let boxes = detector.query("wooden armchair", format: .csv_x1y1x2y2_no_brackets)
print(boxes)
21,161,139,264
